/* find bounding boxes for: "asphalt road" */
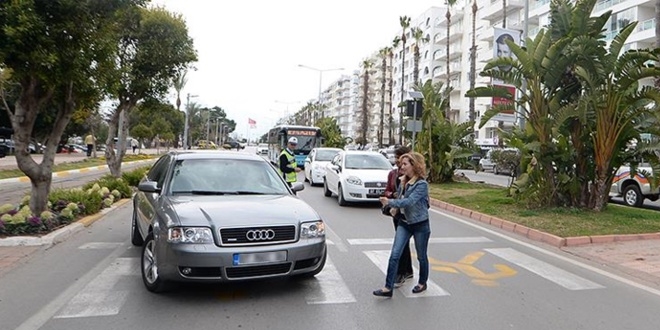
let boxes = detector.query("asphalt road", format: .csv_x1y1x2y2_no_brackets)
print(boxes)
2,150,660,329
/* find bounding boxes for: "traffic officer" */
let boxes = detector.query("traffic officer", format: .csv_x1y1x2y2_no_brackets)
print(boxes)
279,137,301,188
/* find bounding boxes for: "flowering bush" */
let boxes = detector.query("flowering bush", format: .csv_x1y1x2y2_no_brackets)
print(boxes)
0,167,145,237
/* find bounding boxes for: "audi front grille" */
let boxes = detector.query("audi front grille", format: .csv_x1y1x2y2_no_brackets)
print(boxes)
219,225,296,245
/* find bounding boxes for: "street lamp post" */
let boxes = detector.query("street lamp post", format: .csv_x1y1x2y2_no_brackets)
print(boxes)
183,93,198,149
297,64,344,119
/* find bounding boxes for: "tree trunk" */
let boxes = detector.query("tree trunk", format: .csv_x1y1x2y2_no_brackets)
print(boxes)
388,53,395,145
379,57,386,147
656,0,660,87
589,178,610,211
399,37,406,145
11,78,66,215
446,10,451,121
469,1,478,127
105,101,132,178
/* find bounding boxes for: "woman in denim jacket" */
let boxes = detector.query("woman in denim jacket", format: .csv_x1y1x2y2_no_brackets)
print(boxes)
374,152,430,297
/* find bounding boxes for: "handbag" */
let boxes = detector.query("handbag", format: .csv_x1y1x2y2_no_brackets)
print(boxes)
381,204,392,216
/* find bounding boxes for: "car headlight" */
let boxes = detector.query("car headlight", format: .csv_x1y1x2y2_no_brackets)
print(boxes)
346,176,362,185
301,221,325,238
168,227,213,244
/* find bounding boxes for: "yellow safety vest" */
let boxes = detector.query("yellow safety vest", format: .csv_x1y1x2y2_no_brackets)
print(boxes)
278,149,297,183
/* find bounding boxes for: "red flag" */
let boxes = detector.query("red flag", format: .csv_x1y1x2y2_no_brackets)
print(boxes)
248,118,256,129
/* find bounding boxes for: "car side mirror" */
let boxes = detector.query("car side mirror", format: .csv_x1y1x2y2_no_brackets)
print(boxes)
329,164,339,172
291,182,305,192
138,181,160,193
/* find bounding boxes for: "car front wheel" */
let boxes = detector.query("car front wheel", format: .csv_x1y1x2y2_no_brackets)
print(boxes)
623,185,644,207
142,233,169,293
323,178,332,197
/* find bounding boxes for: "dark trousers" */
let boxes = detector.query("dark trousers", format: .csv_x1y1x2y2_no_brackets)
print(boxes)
393,217,413,276
86,144,93,157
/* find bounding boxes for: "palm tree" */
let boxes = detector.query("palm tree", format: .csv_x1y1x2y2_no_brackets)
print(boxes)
398,16,411,145
173,70,187,112
378,47,390,147
390,37,399,145
445,0,458,120
468,0,478,126
569,24,660,211
655,0,660,87
359,59,374,145
411,27,429,85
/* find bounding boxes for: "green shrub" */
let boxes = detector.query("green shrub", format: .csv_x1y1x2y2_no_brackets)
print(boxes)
122,166,149,187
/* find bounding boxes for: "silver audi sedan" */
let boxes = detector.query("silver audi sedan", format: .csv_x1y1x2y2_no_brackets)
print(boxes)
131,150,326,293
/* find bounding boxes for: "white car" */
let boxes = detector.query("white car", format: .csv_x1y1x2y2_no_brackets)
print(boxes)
256,143,268,155
323,150,393,206
304,147,342,186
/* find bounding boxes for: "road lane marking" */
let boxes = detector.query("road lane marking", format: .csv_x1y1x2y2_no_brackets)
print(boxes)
55,257,139,318
15,242,130,330
363,250,450,298
485,248,604,290
78,242,123,249
347,237,492,245
430,209,660,297
304,257,356,304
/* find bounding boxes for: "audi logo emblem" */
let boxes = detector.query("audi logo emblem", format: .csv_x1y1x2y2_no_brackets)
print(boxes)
246,229,276,241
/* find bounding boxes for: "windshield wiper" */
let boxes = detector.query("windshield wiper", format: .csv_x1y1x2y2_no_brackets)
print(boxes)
234,191,270,195
190,190,235,195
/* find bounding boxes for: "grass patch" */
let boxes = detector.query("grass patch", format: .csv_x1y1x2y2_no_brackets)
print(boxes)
430,183,660,237
0,154,156,180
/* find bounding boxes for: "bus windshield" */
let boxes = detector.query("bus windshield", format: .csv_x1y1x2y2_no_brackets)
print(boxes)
292,135,317,152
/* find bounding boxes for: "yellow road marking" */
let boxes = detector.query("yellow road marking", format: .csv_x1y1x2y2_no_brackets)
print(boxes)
429,252,517,287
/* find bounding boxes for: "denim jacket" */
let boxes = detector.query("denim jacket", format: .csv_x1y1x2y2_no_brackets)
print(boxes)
387,178,429,224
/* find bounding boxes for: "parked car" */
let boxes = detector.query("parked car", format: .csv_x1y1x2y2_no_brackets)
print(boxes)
223,139,244,150
256,143,268,155
131,150,326,292
610,163,659,207
378,148,397,165
0,144,7,158
323,150,392,206
303,147,342,186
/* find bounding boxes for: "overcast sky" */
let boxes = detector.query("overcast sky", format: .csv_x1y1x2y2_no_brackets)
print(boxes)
154,0,442,138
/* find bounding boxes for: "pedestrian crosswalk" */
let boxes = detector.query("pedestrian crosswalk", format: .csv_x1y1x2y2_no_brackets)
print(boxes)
51,239,606,319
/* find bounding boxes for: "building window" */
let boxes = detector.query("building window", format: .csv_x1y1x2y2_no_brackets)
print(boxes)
424,67,429,75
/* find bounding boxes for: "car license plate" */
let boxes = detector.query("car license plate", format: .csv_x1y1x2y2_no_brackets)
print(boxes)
369,188,385,195
233,251,287,266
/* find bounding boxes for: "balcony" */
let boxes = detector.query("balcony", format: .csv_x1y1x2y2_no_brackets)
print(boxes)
434,27,464,44
627,18,655,44
479,26,495,42
481,0,525,21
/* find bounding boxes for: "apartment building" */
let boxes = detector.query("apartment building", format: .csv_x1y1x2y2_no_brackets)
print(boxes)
322,0,655,146
321,74,355,138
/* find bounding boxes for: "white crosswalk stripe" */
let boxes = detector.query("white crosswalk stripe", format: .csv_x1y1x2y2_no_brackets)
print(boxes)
348,237,492,245
363,250,450,298
485,248,605,290
303,257,356,304
55,258,139,318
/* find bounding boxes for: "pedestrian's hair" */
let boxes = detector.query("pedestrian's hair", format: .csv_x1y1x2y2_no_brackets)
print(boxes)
394,145,411,158
400,152,426,179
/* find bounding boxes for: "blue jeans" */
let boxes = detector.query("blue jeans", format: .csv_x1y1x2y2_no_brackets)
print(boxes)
385,220,431,290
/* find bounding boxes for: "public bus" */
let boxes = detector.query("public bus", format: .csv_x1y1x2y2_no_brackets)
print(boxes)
267,125,323,168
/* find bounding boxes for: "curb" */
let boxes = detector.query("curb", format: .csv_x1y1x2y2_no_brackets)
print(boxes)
430,198,660,248
0,159,155,185
0,198,131,248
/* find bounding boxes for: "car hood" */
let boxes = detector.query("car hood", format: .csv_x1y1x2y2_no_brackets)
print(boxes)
342,168,390,181
312,160,332,167
165,195,320,227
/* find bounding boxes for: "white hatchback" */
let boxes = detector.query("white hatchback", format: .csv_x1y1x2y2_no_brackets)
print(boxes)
303,147,342,186
323,150,392,206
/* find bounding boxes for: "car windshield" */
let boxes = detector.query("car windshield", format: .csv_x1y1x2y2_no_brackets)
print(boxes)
316,149,339,161
345,154,392,170
168,158,289,195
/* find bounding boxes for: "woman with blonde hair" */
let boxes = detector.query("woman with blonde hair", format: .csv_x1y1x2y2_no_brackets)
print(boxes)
374,152,431,297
